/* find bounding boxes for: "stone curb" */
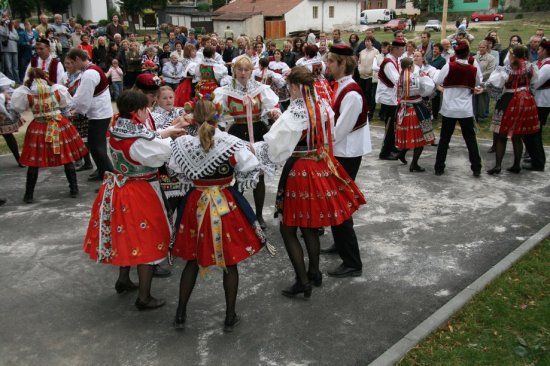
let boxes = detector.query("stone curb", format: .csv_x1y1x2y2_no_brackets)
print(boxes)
368,222,550,366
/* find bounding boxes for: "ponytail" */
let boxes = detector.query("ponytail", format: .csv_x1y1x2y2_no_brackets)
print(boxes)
198,121,216,152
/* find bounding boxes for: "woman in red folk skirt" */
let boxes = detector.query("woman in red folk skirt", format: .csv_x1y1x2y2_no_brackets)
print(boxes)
83,90,185,311
168,99,274,332
485,46,540,174
11,68,87,203
395,58,436,172
262,67,365,298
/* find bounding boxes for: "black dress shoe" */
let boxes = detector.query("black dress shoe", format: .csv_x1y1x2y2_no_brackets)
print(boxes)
473,171,481,177
409,164,425,172
379,154,398,161
487,146,496,153
153,264,171,278
522,163,544,172
76,164,94,172
135,296,166,311
174,306,186,330
257,216,267,230
434,170,444,176
317,227,325,236
397,151,407,165
320,244,338,254
507,166,521,173
308,271,323,287
487,167,501,175
115,280,138,294
223,313,241,333
23,192,34,203
281,281,312,299
327,264,362,278
0,198,6,206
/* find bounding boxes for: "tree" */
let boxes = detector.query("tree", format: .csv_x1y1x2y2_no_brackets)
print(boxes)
410,0,454,13
41,0,72,14
8,0,39,19
117,0,167,32
212,0,225,11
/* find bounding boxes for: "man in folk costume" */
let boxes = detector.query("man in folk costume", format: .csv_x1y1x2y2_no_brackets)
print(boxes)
523,40,550,172
23,38,65,84
376,39,406,160
322,44,371,278
433,41,483,176
66,48,114,182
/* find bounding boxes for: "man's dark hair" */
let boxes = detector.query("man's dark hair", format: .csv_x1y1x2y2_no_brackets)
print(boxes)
117,90,150,118
66,48,89,61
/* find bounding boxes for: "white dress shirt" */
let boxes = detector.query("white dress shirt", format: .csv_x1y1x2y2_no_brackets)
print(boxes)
23,55,65,84
434,58,482,119
375,54,399,106
71,63,113,120
534,57,550,107
332,75,372,157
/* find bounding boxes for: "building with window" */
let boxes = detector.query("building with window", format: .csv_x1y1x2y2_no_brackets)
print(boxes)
363,0,420,15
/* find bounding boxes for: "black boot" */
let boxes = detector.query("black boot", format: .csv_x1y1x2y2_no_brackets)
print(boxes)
64,163,79,198
23,167,39,203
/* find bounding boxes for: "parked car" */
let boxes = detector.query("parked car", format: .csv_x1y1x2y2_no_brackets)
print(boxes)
424,19,441,32
470,11,504,22
383,18,407,32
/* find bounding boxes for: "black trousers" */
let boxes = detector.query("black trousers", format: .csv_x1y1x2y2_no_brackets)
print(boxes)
88,117,114,178
523,106,548,169
330,156,363,270
434,116,481,173
360,78,377,118
379,104,398,158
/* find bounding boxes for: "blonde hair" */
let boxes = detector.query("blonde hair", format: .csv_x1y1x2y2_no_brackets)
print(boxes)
159,85,174,95
194,99,218,152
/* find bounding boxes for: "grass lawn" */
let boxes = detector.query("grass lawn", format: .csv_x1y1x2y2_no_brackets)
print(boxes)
398,238,550,366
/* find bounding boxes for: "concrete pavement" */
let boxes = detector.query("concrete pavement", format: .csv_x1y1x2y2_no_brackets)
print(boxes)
1,127,549,366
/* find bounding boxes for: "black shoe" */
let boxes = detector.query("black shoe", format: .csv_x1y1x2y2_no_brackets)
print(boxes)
507,166,521,174
473,171,481,177
23,192,34,203
317,227,325,236
486,167,501,175
409,164,425,172
379,153,398,161
281,281,312,299
135,296,166,311
523,157,532,163
308,271,323,287
223,313,241,333
434,169,444,176
174,306,186,330
115,280,138,294
522,163,544,172
397,150,407,165
430,142,438,147
89,170,99,178
257,216,267,230
327,264,362,278
0,198,6,206
320,244,338,254
487,146,496,153
153,264,171,278
76,164,94,172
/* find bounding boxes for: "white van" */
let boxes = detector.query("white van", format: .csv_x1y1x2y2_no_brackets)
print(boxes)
360,9,394,24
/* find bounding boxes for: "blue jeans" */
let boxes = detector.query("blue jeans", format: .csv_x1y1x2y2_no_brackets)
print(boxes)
2,52,20,84
111,81,123,100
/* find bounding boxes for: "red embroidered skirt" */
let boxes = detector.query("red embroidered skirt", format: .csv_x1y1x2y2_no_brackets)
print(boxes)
395,104,435,149
83,181,170,266
174,79,192,107
20,116,87,167
172,187,263,268
491,91,540,137
281,157,366,228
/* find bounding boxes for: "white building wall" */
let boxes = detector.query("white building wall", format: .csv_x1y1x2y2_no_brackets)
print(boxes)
70,0,109,22
388,0,421,16
284,0,361,33
213,15,264,38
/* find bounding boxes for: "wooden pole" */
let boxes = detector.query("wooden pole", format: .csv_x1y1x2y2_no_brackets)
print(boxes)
441,0,449,40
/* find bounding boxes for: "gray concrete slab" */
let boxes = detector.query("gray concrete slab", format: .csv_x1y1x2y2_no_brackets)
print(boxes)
1,127,549,366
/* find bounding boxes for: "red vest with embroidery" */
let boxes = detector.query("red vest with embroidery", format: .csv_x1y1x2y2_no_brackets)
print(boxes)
443,61,477,89
537,60,550,90
378,58,398,88
333,82,369,132
30,56,60,84
449,55,475,65
86,64,110,96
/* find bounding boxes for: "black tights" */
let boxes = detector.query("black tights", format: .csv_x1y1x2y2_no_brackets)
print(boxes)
492,134,523,170
280,224,320,285
400,147,424,168
177,261,239,318
253,175,265,220
137,265,154,302
2,134,20,164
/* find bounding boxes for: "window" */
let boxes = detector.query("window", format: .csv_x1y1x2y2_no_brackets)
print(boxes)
329,6,334,18
313,6,318,19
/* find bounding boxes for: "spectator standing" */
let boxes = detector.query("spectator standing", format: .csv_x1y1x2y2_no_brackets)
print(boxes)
35,14,50,37
0,17,21,83
529,36,542,62
92,36,109,72
70,24,84,48
357,37,379,118
77,33,93,59
18,20,38,82
125,42,142,88
223,25,234,40
412,14,417,31
50,14,71,61
473,40,496,122
106,14,125,43
106,59,124,100
417,32,433,63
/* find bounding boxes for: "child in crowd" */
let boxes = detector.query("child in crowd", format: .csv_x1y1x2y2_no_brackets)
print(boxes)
106,59,124,100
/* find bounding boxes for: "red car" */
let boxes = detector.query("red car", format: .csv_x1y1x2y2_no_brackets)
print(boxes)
470,11,504,22
383,18,407,32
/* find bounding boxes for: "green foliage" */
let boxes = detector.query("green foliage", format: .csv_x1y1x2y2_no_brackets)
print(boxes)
76,14,92,26
520,0,550,11
515,14,524,19
196,2,210,12
98,19,110,27
411,0,454,13
41,0,72,14
8,0,36,19
212,0,225,11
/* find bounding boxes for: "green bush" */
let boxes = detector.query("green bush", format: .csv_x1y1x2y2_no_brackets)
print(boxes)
515,13,524,19
98,19,109,27
196,3,210,11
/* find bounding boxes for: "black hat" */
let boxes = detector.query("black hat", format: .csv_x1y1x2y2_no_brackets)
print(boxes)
391,39,406,47
36,38,50,47
329,44,354,56
541,40,550,51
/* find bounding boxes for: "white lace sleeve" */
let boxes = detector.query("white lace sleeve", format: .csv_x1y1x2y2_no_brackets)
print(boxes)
234,146,261,192
262,107,305,164
10,86,30,113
